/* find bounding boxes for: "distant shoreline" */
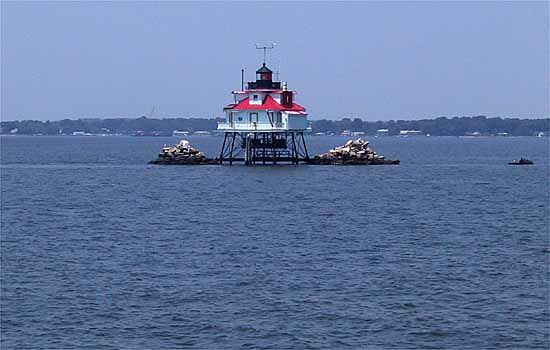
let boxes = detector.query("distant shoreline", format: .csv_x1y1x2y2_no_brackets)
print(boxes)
1,134,547,138
1,116,548,137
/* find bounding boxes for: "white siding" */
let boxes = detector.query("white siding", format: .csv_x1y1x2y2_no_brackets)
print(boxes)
221,111,308,130
285,113,309,130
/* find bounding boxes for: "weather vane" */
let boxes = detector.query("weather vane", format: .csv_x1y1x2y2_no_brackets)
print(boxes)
255,43,276,65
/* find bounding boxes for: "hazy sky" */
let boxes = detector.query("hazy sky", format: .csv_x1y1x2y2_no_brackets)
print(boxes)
1,1,548,121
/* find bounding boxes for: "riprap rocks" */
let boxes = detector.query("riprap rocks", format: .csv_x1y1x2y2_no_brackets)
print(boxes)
308,138,399,165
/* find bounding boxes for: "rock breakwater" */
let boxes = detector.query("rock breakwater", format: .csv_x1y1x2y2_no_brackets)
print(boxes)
308,138,399,165
149,140,217,165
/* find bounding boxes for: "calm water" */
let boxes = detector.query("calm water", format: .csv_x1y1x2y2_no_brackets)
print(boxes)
1,135,548,349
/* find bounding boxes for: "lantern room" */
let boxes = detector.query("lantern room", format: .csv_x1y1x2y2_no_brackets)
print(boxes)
256,63,273,81
248,63,281,90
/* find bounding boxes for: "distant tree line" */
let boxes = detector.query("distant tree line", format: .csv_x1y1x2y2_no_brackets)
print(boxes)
1,116,548,136
0,117,223,136
313,116,548,136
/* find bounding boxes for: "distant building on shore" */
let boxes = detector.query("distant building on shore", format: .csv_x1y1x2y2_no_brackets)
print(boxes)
399,130,422,136
465,131,482,137
376,129,389,136
72,131,92,136
173,130,189,136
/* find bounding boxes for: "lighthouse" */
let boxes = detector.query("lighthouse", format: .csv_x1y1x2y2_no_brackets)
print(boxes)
217,47,311,165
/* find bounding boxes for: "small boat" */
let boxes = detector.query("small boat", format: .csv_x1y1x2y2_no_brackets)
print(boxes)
508,158,533,165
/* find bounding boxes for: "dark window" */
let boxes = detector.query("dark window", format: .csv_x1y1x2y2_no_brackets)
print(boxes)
253,95,258,100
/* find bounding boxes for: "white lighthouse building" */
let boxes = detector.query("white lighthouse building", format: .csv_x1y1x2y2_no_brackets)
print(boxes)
218,54,311,165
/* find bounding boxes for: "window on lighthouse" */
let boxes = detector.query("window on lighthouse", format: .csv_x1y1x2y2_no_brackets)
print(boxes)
256,72,272,81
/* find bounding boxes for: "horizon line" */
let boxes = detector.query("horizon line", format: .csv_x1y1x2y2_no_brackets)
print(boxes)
2,115,549,123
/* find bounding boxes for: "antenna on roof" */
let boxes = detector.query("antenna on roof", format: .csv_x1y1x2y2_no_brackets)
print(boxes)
275,59,280,81
255,43,276,65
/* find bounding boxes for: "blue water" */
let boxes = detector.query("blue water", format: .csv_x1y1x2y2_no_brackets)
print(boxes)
1,135,548,349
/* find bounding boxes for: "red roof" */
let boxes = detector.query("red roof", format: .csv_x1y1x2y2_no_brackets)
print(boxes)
225,95,305,112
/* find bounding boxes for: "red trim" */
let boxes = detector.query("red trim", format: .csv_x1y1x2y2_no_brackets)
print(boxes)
227,95,306,112
223,103,237,110
232,90,297,94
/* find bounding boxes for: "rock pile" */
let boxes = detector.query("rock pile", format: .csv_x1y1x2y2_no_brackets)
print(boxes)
150,138,399,166
149,140,216,165
310,138,399,165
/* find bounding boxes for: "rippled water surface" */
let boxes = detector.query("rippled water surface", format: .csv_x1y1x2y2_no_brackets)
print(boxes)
1,135,548,349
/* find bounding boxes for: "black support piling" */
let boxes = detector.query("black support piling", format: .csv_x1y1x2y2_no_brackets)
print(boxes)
218,131,309,165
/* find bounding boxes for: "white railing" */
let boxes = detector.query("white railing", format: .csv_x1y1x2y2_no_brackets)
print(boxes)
217,122,287,131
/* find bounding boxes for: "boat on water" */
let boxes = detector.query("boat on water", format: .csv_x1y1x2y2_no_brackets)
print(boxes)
508,158,533,165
